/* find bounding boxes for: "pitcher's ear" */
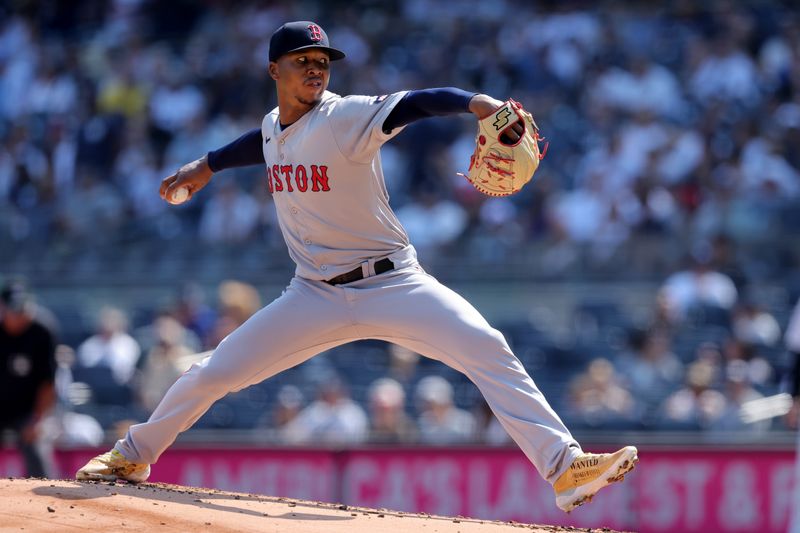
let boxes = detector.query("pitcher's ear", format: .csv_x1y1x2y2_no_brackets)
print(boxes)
268,62,279,80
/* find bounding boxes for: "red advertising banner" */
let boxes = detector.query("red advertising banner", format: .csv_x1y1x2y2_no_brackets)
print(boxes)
1,446,795,533
337,448,797,533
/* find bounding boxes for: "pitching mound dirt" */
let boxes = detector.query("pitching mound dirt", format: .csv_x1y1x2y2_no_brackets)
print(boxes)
0,478,626,533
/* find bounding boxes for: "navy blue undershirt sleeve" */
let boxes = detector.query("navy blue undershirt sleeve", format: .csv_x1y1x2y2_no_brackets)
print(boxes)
206,128,265,172
383,87,477,133
206,89,476,170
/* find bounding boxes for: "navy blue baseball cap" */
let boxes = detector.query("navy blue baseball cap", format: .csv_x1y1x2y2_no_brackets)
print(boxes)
268,21,345,63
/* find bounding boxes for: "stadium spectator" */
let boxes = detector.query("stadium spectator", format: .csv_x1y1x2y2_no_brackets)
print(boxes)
281,376,368,445
386,344,420,387
591,55,685,118
55,172,126,242
722,337,773,391
690,341,725,389
710,360,771,434
758,17,798,91
0,16,37,121
414,376,476,445
565,358,639,429
97,64,148,119
731,300,782,347
170,283,218,350
198,180,261,244
706,233,747,291
207,280,261,348
76,306,141,386
26,55,78,116
545,176,610,248
661,359,727,430
113,123,169,221
740,134,800,199
689,34,760,105
658,250,738,324
615,328,683,413
136,316,202,414
45,344,104,448
164,114,218,171
366,377,417,444
148,71,206,140
395,186,468,254
263,384,305,433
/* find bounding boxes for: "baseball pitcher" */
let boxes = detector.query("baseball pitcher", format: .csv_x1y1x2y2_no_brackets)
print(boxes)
76,21,637,513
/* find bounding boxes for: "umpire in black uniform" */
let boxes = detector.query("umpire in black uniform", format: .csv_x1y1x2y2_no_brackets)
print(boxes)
0,280,57,477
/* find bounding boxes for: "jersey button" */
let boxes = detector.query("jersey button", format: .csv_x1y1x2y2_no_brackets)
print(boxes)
321,265,328,271
304,239,311,245
280,154,285,160
291,207,298,215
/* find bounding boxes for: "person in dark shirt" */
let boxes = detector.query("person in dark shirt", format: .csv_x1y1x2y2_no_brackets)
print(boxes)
0,281,57,477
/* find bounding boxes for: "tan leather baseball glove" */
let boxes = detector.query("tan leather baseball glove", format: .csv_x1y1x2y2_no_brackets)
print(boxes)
461,99,547,196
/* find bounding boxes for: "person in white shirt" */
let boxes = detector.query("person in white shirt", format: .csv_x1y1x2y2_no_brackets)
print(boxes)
77,306,141,386
281,375,368,445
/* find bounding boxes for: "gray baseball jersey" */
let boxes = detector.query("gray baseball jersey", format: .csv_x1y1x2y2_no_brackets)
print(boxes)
261,90,410,280
115,90,583,488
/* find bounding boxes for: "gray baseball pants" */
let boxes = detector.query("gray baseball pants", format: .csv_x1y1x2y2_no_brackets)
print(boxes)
116,251,581,484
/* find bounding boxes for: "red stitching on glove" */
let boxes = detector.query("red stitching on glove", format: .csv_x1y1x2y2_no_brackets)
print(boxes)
486,161,514,177
484,153,514,163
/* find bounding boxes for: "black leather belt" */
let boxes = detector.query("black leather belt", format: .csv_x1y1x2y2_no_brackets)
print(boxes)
324,258,394,285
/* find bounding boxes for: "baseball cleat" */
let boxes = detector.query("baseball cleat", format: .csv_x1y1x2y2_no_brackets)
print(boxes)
553,446,638,512
76,449,151,483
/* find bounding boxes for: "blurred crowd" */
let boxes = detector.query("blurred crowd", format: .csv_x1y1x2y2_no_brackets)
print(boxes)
2,270,798,467
0,0,799,281
3,0,800,465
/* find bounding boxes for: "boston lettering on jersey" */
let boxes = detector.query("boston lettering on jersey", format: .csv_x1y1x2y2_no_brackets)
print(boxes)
267,164,331,193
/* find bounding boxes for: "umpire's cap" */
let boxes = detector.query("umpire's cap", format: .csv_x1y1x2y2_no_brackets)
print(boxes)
0,279,33,313
269,21,345,63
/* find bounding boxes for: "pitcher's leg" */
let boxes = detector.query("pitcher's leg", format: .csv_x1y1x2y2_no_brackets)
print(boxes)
117,279,358,464
355,270,581,483
385,332,580,483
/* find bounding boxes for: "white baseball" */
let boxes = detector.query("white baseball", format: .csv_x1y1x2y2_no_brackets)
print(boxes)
170,186,189,204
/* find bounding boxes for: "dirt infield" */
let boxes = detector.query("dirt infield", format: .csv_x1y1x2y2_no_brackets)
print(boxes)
0,478,627,533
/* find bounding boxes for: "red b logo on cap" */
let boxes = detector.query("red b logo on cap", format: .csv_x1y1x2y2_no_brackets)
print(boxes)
308,24,322,42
